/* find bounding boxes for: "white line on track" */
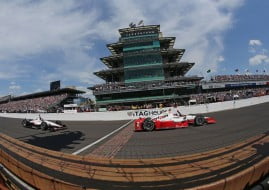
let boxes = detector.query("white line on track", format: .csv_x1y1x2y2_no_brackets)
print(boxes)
71,120,134,155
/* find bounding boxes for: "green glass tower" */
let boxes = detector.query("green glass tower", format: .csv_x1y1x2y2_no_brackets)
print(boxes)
89,24,203,108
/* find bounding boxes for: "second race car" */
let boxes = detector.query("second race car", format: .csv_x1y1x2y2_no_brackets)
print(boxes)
22,115,67,132
134,111,216,132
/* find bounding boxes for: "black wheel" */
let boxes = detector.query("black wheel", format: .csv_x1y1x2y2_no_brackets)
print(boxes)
21,119,28,127
194,115,205,126
41,122,48,130
142,117,155,131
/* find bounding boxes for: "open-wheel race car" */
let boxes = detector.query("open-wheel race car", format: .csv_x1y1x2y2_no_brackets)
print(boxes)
134,111,216,132
21,115,67,132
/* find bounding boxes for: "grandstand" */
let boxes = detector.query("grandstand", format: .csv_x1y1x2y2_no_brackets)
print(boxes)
196,74,269,103
89,24,203,109
0,88,85,113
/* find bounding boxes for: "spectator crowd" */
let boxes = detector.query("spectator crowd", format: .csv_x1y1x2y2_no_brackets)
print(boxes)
212,75,269,82
104,87,269,111
0,94,68,113
93,80,199,94
189,88,269,104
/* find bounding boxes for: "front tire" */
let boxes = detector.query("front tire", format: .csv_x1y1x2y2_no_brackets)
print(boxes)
142,117,155,131
41,122,48,130
194,115,205,126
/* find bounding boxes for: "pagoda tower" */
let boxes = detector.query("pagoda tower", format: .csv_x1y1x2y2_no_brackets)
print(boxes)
89,24,203,108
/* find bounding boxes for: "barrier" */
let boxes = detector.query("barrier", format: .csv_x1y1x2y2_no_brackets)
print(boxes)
250,158,269,185
224,167,254,190
1,95,269,121
0,146,84,190
0,132,269,189
187,179,226,190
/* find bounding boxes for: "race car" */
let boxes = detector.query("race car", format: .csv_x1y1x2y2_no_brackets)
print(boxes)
21,115,67,132
134,112,216,132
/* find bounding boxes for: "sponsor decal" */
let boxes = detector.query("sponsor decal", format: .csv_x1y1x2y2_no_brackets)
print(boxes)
127,109,168,117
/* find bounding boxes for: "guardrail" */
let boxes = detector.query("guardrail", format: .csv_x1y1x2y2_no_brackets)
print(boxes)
1,95,269,121
0,132,268,189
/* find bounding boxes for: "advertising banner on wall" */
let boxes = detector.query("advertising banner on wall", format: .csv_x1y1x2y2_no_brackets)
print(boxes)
127,108,168,117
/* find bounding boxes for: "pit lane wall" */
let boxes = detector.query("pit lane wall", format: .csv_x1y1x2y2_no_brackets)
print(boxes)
1,95,269,121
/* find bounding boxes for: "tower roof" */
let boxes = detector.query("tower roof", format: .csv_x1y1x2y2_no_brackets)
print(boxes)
118,25,160,36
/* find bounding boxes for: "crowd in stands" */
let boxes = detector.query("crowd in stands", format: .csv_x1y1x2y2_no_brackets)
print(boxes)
212,75,269,82
0,94,68,113
93,80,199,94
93,74,269,94
104,87,269,111
189,88,269,104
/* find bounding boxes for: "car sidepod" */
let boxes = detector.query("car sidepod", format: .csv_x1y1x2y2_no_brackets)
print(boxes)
155,119,189,129
134,118,146,131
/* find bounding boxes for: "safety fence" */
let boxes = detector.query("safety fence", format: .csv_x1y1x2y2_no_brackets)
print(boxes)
0,132,269,190
1,95,269,121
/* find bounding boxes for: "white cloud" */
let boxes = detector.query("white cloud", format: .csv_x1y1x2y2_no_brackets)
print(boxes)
217,56,225,62
0,1,98,61
0,0,246,95
96,0,245,74
0,0,101,86
9,82,21,91
249,40,262,46
249,54,269,66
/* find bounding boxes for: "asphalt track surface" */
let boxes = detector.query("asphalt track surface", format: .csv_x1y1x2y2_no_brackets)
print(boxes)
0,102,269,159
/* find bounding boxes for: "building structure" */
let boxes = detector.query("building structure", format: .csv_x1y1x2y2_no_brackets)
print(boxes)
90,24,203,108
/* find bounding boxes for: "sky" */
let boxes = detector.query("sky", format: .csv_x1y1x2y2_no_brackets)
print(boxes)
0,0,269,97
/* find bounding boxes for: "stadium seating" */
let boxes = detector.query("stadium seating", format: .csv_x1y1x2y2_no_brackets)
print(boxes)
0,94,68,113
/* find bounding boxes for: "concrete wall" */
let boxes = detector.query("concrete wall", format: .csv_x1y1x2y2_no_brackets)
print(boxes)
1,95,269,121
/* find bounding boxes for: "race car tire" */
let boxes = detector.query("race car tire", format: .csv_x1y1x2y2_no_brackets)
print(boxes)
41,122,48,130
194,115,205,126
21,119,28,127
143,117,155,131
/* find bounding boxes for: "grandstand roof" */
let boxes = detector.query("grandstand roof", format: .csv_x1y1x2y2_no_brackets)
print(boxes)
10,88,85,102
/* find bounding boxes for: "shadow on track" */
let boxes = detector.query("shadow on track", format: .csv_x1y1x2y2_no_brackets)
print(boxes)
252,139,269,158
22,130,85,151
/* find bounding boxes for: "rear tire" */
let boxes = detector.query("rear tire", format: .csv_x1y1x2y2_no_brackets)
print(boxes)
142,117,155,131
22,119,28,127
41,122,48,130
194,115,205,126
